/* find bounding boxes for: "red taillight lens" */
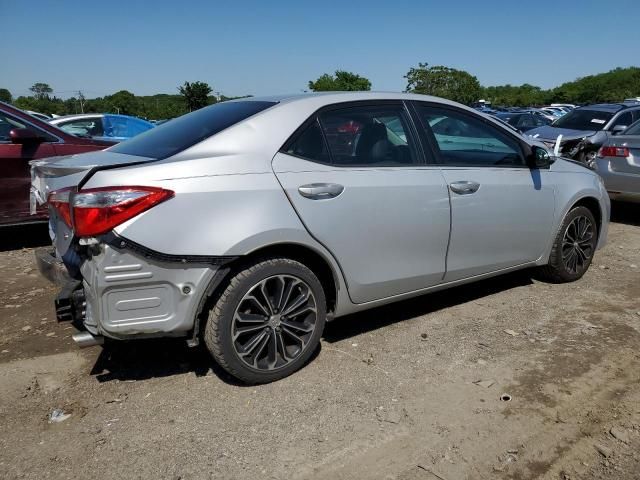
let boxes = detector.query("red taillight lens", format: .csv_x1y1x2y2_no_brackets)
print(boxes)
72,186,174,236
598,146,630,158
48,188,73,227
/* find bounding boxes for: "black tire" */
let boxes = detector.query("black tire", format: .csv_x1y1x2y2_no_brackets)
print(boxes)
204,257,326,384
538,206,598,283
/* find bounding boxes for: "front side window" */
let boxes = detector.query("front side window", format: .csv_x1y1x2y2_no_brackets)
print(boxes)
109,101,277,159
415,105,524,167
0,113,27,141
624,119,640,135
0,112,56,142
610,111,632,130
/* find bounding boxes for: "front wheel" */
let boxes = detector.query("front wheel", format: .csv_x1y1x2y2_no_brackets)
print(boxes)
538,206,598,283
204,257,326,384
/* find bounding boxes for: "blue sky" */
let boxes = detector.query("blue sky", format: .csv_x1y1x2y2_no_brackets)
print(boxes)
3,0,639,99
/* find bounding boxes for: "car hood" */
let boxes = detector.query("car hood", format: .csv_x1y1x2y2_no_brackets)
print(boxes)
550,156,595,174
527,125,597,142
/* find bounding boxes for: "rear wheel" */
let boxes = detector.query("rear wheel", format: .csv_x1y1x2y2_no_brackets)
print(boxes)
204,257,326,384
538,206,598,283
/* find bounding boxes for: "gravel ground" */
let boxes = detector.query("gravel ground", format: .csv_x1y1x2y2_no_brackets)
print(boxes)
0,203,639,480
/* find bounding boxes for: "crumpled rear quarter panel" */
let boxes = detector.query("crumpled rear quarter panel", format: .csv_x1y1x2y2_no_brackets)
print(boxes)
81,245,216,337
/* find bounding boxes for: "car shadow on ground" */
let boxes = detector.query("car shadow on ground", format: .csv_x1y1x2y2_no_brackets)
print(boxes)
610,201,640,227
89,270,534,385
0,223,50,252
323,270,533,343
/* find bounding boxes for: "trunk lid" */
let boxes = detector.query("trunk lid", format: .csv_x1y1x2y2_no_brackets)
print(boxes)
30,150,154,256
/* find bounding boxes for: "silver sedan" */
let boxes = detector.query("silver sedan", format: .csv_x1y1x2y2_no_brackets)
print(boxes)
31,92,610,383
595,119,640,202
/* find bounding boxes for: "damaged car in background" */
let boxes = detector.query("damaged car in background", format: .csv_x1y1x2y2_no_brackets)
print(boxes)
594,118,640,203
31,92,610,384
527,102,640,167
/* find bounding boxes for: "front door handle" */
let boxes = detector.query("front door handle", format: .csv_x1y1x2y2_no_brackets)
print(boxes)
298,183,344,200
449,181,480,195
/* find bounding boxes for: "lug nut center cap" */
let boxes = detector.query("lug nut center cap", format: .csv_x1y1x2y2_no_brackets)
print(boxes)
268,314,282,328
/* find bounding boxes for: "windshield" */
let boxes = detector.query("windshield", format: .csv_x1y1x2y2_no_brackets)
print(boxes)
109,101,277,159
624,119,640,135
551,109,614,131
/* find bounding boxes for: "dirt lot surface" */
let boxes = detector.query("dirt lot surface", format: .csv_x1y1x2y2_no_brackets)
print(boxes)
1,204,639,480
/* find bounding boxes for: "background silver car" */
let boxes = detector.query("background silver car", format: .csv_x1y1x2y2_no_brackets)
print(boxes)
595,119,640,202
32,92,610,383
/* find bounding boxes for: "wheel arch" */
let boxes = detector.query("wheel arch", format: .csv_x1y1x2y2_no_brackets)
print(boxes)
570,196,603,239
237,242,339,314
192,242,341,344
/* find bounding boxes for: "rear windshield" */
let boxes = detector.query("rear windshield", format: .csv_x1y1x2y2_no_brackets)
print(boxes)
108,101,277,159
551,109,614,131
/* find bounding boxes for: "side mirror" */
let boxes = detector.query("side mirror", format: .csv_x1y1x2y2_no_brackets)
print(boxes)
611,125,627,135
527,146,552,169
10,128,43,144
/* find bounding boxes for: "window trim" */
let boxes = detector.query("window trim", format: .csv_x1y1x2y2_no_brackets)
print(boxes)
280,100,428,168
408,101,530,169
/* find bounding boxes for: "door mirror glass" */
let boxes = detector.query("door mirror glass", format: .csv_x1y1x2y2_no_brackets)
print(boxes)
529,146,551,168
9,128,43,144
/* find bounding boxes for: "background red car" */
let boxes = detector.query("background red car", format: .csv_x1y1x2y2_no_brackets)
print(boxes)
0,102,114,226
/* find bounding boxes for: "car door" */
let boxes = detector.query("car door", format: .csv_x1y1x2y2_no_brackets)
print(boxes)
272,102,451,304
0,111,57,225
411,102,556,282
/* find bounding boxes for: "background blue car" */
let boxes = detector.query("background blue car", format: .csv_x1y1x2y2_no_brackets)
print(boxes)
49,113,154,142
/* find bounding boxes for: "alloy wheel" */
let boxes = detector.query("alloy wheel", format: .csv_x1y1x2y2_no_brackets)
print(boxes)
561,215,595,275
231,275,318,371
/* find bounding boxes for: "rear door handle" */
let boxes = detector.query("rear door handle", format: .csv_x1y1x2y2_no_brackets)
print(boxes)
449,181,480,195
298,183,344,200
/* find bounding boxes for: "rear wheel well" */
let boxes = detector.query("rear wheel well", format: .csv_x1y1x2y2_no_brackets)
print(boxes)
211,244,338,316
571,197,602,238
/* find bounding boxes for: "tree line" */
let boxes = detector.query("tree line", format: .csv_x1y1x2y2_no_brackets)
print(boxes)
2,66,639,119
0,81,242,119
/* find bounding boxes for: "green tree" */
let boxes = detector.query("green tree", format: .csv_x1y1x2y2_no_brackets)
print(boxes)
106,90,138,115
29,82,53,100
0,88,12,103
480,84,549,107
178,81,212,111
308,70,371,92
405,63,481,105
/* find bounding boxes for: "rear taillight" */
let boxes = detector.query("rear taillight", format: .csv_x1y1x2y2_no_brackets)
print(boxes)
48,187,73,227
48,186,174,237
598,146,630,158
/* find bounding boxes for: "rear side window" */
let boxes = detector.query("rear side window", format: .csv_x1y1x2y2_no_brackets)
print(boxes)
415,105,524,167
286,104,418,166
285,119,331,164
109,101,276,159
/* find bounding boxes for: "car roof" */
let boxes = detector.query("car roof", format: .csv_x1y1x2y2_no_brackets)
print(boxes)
576,103,633,113
238,91,474,110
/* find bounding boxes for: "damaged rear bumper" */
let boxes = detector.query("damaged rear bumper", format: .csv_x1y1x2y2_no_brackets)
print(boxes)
34,248,73,285
77,242,220,341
